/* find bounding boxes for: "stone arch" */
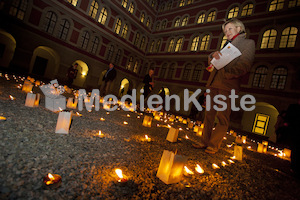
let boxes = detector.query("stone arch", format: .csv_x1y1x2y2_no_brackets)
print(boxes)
72,60,89,87
0,30,16,68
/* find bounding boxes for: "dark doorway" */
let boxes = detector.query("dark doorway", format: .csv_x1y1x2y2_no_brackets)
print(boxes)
32,56,48,76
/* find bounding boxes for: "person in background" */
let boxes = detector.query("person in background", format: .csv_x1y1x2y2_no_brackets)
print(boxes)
143,68,155,99
66,63,78,87
101,63,117,96
193,18,255,154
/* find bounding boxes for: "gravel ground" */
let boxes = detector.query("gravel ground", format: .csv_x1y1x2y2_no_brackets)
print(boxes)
1,73,300,200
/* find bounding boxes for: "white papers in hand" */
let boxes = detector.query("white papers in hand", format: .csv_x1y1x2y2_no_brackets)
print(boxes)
211,43,241,70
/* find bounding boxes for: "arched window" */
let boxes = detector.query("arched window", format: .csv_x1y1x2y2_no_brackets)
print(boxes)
181,16,188,26
161,20,167,29
269,0,285,11
179,0,185,7
57,19,70,40
288,0,300,7
156,22,160,31
121,24,128,38
252,66,268,88
90,36,99,54
151,0,155,7
270,67,287,89
175,38,183,52
187,0,193,5
220,35,227,49
140,12,145,23
149,41,155,53
106,45,114,61
160,64,167,78
228,6,239,19
122,0,128,8
160,3,165,11
174,18,180,27
167,1,172,10
9,0,28,20
279,27,298,48
207,11,216,22
200,35,210,50
197,13,205,24
192,64,202,81
67,0,78,6
43,11,57,34
191,36,199,51
140,36,146,49
89,0,99,19
167,64,175,79
126,56,133,70
261,29,277,49
114,18,122,34
98,7,108,25
115,49,122,64
146,18,150,27
79,31,90,49
168,39,175,52
133,60,139,73
241,3,253,16
155,40,161,52
134,32,140,46
128,2,135,13
182,64,192,80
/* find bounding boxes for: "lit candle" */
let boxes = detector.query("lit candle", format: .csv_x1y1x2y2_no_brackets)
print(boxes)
144,135,151,142
100,118,105,121
0,116,7,121
98,131,104,138
228,159,235,164
115,169,128,184
137,116,140,119
123,121,128,125
127,114,130,117
76,112,82,117
212,163,220,169
183,166,194,176
43,173,62,188
9,95,15,100
106,112,110,115
221,161,227,167
185,135,189,140
195,164,204,174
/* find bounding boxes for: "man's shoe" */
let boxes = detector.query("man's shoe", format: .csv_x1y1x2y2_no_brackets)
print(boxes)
205,146,218,154
192,142,207,149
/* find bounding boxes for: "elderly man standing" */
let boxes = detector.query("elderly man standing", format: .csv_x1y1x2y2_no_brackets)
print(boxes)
101,63,117,96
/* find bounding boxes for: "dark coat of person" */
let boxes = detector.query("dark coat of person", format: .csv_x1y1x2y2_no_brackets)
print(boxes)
103,67,117,82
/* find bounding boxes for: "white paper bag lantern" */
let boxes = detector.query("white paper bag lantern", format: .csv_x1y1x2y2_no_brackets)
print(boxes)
55,111,72,134
142,115,152,127
66,98,78,109
22,80,33,93
156,150,187,184
234,145,243,161
166,128,179,142
25,93,40,107
284,148,291,158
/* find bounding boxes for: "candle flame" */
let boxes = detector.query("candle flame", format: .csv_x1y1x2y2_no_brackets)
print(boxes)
137,116,140,119
145,135,150,141
100,118,105,121
212,163,220,169
185,135,189,139
99,131,103,136
247,146,251,149
9,95,15,100
178,127,182,131
0,116,6,120
221,161,227,167
59,107,63,111
115,169,123,179
106,112,110,115
48,173,55,180
127,114,130,117
123,121,128,125
184,166,194,175
228,159,235,164
195,164,204,174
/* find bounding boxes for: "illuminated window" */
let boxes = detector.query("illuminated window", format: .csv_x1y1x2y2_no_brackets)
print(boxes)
155,22,160,31
167,1,172,10
133,60,139,73
9,0,28,20
181,16,188,26
220,35,228,49
192,64,202,81
121,24,128,38
57,19,70,40
252,66,268,88
241,3,253,16
252,113,270,135
279,27,298,48
228,6,239,19
89,0,98,19
187,0,193,5
168,39,175,52
114,49,122,64
160,64,167,78
149,41,155,53
122,0,128,8
182,64,192,80
151,0,156,7
140,12,145,23
190,36,199,51
134,32,140,46
98,7,107,25
261,29,277,49
140,36,146,50
114,18,122,34
174,18,180,27
179,0,185,7
126,56,133,70
197,13,205,24
175,38,183,52
269,0,285,11
155,40,161,52
128,2,135,14
146,18,150,27
167,64,175,79
67,0,78,6
161,20,167,29
79,31,90,49
270,67,287,89
43,11,57,34
90,36,99,54
288,0,300,7
199,35,210,50
207,11,216,22
106,45,114,61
